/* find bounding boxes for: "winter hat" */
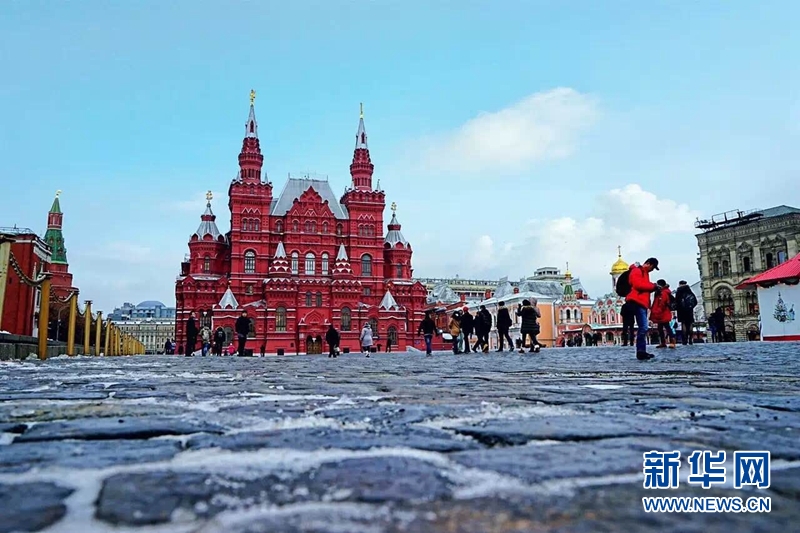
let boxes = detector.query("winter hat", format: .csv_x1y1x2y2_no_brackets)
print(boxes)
522,299,531,306
656,279,667,287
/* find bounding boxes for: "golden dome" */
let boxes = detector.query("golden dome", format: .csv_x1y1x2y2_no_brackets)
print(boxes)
610,246,629,275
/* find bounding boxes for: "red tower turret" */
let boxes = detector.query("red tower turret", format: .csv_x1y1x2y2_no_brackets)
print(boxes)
383,202,413,279
350,103,374,191
239,89,264,184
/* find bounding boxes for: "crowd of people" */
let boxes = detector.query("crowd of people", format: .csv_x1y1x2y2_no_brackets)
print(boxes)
174,256,704,361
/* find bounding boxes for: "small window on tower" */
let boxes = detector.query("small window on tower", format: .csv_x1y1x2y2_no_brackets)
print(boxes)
316,292,322,307
203,256,211,273
245,284,253,295
322,222,328,234
244,251,256,274
254,219,260,231
305,292,312,306
276,221,283,233
396,265,402,278
292,220,299,232
336,223,343,236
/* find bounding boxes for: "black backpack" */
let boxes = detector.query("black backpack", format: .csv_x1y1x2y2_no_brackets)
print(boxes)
668,292,677,311
615,270,632,297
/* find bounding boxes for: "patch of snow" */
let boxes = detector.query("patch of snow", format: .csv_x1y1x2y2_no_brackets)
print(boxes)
582,384,625,390
0,433,16,445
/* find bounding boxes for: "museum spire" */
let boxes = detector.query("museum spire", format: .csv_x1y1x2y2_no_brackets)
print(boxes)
350,102,374,191
238,89,264,183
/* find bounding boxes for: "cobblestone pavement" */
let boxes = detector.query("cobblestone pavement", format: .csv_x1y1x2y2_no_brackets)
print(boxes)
1,343,799,533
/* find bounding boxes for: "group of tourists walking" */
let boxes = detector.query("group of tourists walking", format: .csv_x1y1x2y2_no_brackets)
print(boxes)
183,310,253,357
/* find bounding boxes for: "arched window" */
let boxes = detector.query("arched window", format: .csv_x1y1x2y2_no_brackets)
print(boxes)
600,310,607,324
244,250,256,274
369,317,378,334
396,264,403,278
321,253,329,275
276,307,286,332
341,307,351,331
387,326,398,347
566,309,571,321
304,221,314,233
712,262,720,277
316,292,322,307
292,220,299,232
743,256,751,272
248,318,256,338
291,252,299,275
203,255,211,273
276,221,283,233
746,291,759,315
361,254,372,276
778,250,787,264
242,219,249,232
305,292,312,306
336,223,343,236
766,253,774,269
305,253,316,275
722,260,730,276
253,219,260,231
322,222,328,234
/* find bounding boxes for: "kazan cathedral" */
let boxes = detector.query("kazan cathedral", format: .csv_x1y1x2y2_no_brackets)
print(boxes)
175,93,428,354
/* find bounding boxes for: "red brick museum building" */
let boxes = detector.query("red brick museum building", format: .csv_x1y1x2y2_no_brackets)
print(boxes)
175,97,428,354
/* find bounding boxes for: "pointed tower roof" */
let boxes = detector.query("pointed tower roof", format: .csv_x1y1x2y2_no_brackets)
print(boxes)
49,190,62,214
563,262,576,301
379,290,400,310
217,285,240,309
384,202,410,248
332,243,356,280
193,191,224,241
44,190,68,264
355,102,368,149
237,90,264,184
336,243,348,261
349,103,374,191
246,89,258,138
267,241,291,278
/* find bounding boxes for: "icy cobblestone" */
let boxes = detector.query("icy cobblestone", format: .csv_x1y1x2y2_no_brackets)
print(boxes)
0,343,799,532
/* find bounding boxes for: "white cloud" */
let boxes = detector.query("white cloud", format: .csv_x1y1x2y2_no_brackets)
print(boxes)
434,183,702,297
418,87,599,174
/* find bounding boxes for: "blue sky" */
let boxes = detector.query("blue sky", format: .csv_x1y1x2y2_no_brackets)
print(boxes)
2,1,799,313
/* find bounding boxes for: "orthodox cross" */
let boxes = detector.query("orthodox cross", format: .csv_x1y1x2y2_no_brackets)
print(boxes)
360,102,364,118
206,191,213,202
55,189,62,198
617,245,622,257
391,202,397,214
249,89,256,105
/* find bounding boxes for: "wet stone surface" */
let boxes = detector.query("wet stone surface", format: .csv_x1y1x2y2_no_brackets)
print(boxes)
0,342,798,532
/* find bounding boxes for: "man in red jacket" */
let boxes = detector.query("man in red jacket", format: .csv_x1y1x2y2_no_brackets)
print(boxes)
626,257,659,360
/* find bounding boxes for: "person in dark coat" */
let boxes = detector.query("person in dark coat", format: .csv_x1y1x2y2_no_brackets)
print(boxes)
516,299,541,353
417,311,438,356
496,301,513,352
675,280,698,345
459,307,474,353
476,305,492,352
325,324,340,358
185,313,198,357
235,310,251,356
213,327,225,356
620,301,636,347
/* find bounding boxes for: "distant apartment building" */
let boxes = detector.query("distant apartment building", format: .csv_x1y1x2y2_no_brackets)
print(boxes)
114,319,176,354
108,300,176,321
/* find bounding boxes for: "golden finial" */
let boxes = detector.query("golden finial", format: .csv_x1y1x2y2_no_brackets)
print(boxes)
249,89,256,105
565,261,572,277
206,190,213,202
55,190,62,198
360,102,364,118
391,201,397,214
